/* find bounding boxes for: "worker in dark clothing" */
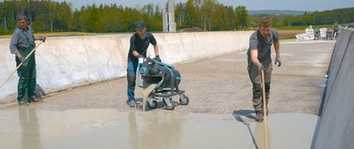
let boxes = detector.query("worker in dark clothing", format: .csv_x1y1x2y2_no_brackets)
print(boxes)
126,22,161,107
9,15,46,105
247,17,282,122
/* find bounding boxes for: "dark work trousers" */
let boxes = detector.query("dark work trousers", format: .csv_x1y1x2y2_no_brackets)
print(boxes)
16,44,36,102
248,63,272,112
127,58,139,101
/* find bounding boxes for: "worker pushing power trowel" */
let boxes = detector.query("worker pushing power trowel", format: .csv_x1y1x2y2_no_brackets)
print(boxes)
126,21,162,108
127,21,189,111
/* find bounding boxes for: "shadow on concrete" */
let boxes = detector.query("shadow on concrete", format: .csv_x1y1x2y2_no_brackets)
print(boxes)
233,110,259,149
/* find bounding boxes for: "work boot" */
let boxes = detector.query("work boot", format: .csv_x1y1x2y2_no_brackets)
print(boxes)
255,111,264,122
18,99,31,106
29,96,41,103
18,100,27,106
127,99,136,108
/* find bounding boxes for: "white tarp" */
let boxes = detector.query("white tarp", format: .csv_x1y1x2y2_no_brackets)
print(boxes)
0,31,252,102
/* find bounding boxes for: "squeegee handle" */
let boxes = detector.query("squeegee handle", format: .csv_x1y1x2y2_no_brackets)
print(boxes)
0,42,43,89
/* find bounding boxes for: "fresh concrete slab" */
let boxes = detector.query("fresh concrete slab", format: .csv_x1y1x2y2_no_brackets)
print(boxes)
0,107,317,149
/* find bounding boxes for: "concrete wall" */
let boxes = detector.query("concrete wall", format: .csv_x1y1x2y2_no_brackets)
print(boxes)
0,31,252,102
312,29,354,149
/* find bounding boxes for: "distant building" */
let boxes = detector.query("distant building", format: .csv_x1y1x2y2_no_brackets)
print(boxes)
340,23,354,29
163,0,176,32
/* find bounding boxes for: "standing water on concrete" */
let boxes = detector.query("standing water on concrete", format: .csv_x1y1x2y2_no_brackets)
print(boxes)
0,106,318,149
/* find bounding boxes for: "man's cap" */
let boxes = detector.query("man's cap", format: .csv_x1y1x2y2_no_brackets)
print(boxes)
16,14,27,21
135,21,146,30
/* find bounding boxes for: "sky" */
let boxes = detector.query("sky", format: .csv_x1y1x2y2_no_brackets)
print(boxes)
58,0,354,11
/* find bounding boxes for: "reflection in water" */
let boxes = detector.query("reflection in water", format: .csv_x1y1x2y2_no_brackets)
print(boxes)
254,121,271,149
128,112,182,149
233,110,272,149
128,112,140,149
232,110,259,149
18,106,42,149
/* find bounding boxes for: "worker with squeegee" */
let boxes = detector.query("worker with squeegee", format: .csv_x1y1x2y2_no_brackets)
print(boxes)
247,17,282,122
9,15,46,105
126,21,161,107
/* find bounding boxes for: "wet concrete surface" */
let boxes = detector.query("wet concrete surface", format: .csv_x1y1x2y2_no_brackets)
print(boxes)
14,41,335,115
0,41,334,148
0,106,318,149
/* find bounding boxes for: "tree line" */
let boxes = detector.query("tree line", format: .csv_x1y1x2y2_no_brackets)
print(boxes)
281,7,354,26
175,0,249,31
257,7,354,27
0,0,353,35
0,0,162,34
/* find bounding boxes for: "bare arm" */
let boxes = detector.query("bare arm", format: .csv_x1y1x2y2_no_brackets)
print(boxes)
249,32,261,67
250,49,262,67
149,33,159,56
273,40,282,67
130,35,141,58
34,35,46,41
272,29,282,67
274,41,280,57
154,44,160,56
132,50,141,58
132,45,159,58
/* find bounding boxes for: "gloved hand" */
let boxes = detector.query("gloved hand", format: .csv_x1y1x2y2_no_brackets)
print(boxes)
154,55,161,62
17,55,27,67
274,55,282,67
138,57,144,64
257,63,266,72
